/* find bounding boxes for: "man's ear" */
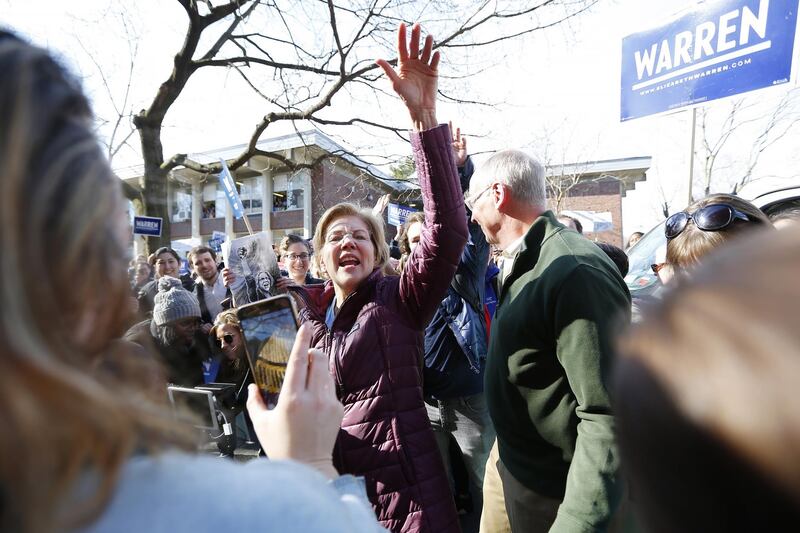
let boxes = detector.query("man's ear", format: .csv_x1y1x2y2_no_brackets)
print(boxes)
494,182,512,213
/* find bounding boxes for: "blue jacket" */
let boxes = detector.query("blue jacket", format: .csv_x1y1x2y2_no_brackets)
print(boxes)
423,157,489,395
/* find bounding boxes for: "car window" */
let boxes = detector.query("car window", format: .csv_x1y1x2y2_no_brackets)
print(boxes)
624,221,665,296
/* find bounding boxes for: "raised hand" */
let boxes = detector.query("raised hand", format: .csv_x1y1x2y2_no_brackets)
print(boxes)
372,193,391,216
450,121,468,167
376,23,440,131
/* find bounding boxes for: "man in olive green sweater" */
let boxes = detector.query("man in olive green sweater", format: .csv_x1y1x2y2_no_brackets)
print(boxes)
465,149,631,533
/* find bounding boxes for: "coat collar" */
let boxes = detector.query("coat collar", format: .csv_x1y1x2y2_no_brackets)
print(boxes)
298,268,384,327
501,210,563,296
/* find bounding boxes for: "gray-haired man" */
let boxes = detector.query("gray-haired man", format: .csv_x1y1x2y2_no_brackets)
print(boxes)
467,150,631,533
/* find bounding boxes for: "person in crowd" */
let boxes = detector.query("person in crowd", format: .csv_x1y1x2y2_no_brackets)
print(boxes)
130,261,153,295
466,149,631,532
209,309,257,446
125,277,211,387
279,234,324,285
127,255,147,283
188,245,230,334
398,125,494,516
557,213,583,234
0,29,388,533
137,246,195,316
210,309,250,389
665,194,771,272
614,227,800,532
625,231,644,249
596,241,629,277
769,206,800,230
288,24,467,533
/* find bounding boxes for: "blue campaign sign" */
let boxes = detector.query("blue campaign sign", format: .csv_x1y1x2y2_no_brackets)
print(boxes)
621,0,799,121
133,215,162,237
387,203,418,226
218,158,246,219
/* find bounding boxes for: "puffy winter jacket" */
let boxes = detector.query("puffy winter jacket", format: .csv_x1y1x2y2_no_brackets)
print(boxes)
296,124,467,533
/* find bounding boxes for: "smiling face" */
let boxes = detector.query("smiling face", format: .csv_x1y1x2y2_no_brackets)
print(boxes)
155,251,180,279
321,215,376,300
191,251,217,283
284,242,311,282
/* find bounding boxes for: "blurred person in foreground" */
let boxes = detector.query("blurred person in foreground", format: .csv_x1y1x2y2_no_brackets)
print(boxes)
614,226,800,532
290,23,468,532
466,148,631,532
0,30,385,533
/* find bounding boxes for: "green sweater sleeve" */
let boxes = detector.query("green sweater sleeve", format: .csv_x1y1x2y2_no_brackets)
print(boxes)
549,264,629,533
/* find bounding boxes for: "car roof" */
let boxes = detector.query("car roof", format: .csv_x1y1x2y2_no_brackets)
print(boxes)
738,178,800,209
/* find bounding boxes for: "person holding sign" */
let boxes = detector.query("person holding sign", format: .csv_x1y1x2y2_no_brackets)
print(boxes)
291,24,467,532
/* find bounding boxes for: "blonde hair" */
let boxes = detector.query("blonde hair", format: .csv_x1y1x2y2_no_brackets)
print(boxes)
211,308,241,334
312,203,390,278
666,194,771,268
618,226,800,508
0,34,188,533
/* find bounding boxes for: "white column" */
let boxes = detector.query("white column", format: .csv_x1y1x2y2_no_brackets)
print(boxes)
303,170,312,238
262,169,273,240
191,179,201,241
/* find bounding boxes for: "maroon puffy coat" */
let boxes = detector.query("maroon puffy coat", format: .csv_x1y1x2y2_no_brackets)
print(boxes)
296,125,467,532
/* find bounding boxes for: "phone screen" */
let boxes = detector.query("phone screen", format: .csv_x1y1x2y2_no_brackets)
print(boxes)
238,297,298,407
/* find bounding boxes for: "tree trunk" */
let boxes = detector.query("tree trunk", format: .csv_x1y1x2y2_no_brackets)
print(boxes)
139,122,171,251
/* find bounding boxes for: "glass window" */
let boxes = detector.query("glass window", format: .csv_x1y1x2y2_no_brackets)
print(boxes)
239,177,264,215
273,188,304,211
171,183,192,223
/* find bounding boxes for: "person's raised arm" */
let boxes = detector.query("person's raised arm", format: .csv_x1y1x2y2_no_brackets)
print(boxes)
376,24,468,328
376,23,439,132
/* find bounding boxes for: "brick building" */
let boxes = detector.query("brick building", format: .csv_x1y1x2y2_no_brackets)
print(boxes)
546,156,651,247
118,130,417,256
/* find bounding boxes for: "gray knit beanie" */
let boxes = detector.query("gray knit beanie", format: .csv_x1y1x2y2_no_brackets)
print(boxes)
152,276,201,326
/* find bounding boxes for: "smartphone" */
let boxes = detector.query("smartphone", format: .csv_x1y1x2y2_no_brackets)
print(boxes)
236,294,299,408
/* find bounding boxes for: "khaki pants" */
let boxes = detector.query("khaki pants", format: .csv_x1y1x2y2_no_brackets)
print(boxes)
480,440,561,533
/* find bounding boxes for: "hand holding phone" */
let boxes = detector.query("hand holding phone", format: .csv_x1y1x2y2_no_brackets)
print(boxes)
237,295,299,407
246,325,343,478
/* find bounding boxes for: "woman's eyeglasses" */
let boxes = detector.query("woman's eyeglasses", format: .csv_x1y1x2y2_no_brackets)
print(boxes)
285,253,310,261
665,204,754,239
218,334,235,347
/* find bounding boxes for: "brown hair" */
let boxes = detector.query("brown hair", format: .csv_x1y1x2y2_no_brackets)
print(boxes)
312,203,390,277
396,211,425,272
279,233,311,257
0,33,188,533
188,245,217,262
666,193,771,268
616,227,800,529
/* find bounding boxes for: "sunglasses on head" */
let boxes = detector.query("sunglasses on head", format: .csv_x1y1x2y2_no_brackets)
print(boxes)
218,334,235,346
665,204,753,239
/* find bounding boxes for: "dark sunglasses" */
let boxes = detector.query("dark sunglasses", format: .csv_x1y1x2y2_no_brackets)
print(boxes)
665,204,753,239
218,334,235,346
